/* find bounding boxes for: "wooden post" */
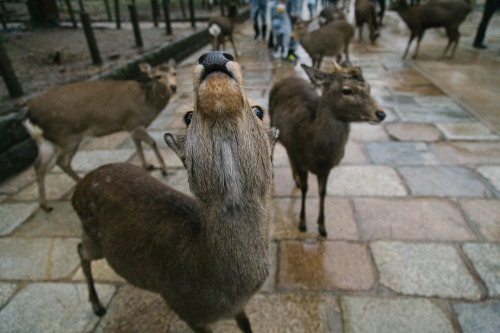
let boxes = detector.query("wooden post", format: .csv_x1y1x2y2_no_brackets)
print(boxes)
103,0,112,21
128,4,143,47
188,0,195,28
0,41,23,98
219,0,225,16
162,0,172,35
151,0,160,27
80,12,102,65
114,0,121,29
63,0,77,28
179,0,186,18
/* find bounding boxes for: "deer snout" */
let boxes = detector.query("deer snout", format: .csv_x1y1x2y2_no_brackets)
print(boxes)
170,84,177,93
199,51,234,81
375,110,386,121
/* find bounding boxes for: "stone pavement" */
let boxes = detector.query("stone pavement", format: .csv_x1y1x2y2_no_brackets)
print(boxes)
1,5,500,333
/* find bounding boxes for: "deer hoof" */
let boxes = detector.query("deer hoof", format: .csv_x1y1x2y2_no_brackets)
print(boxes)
146,165,155,171
161,170,167,177
298,225,307,233
41,205,53,213
94,305,107,317
318,228,327,238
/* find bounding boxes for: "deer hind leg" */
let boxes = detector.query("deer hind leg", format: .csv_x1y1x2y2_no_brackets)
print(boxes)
403,32,417,59
77,237,106,316
412,32,425,59
33,138,58,211
56,140,82,182
317,172,330,237
131,127,167,176
235,311,253,333
297,168,309,232
443,27,460,59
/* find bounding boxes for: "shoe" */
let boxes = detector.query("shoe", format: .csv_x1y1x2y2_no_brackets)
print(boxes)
473,43,487,49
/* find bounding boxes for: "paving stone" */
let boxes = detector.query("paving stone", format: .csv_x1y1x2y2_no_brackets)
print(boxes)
0,283,115,333
349,123,389,142
73,258,126,283
271,198,359,240
0,237,80,280
13,173,75,202
460,199,500,241
385,123,442,141
327,166,407,196
453,301,500,333
432,142,500,165
260,242,278,293
0,168,36,195
477,166,500,191
395,105,472,122
436,122,499,141
377,95,418,106
0,282,16,308
278,240,375,291
341,296,454,333
462,243,500,297
355,198,475,241
148,113,177,130
271,143,290,168
415,95,460,107
365,142,440,165
342,140,369,165
0,202,38,236
399,166,491,197
272,166,318,198
370,241,482,300
14,201,81,237
60,149,136,172
79,132,129,151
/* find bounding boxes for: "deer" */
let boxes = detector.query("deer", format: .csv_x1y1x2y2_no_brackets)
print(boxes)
389,0,471,59
208,2,239,58
355,0,380,44
318,5,346,27
72,51,278,333
294,19,354,68
268,62,385,237
23,60,177,212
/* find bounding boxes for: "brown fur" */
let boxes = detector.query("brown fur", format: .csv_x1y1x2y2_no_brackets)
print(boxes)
355,0,380,44
269,63,385,237
72,51,278,333
208,2,239,57
25,60,177,211
389,0,471,59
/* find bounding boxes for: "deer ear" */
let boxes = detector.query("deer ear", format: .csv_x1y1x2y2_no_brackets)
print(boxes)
268,128,279,147
301,64,328,86
138,62,152,76
168,58,177,68
164,133,187,168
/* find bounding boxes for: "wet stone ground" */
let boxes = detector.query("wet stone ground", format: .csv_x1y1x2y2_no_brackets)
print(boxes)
1,4,500,333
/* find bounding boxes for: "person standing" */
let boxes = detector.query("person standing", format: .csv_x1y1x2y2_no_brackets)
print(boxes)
249,0,268,40
473,0,499,49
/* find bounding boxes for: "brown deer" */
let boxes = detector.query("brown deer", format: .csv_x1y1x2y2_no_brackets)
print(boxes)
23,60,177,212
72,51,278,333
389,0,471,59
269,62,385,237
294,19,354,68
355,0,380,44
318,5,346,27
208,2,239,58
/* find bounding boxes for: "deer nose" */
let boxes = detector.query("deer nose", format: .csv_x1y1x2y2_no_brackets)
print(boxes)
198,51,234,68
376,111,386,121
170,84,177,93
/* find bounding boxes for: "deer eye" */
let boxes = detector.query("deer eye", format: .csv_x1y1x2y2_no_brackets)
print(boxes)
342,88,353,95
184,111,193,126
252,106,264,120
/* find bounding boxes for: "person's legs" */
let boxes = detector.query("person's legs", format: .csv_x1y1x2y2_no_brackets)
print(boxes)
473,0,498,48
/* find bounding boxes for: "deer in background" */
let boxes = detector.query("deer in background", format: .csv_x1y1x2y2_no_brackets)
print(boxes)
294,19,354,68
269,62,385,237
355,0,380,44
24,60,177,212
72,51,278,333
318,5,345,27
389,0,471,59
208,2,239,58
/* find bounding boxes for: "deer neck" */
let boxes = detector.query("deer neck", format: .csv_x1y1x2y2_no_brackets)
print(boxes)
314,98,351,151
145,81,171,113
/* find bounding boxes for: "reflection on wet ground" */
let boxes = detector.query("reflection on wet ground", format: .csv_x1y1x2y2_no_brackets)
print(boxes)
0,3,499,332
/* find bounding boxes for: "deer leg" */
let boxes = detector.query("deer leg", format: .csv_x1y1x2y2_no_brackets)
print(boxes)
297,169,309,232
131,127,167,176
443,28,460,59
412,32,425,59
77,241,106,316
235,311,253,333
403,32,416,59
228,33,239,58
56,141,81,182
34,138,58,211
317,173,329,237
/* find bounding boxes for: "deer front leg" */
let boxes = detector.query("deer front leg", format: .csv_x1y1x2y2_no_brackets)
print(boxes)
412,32,425,59
235,311,253,333
131,127,167,176
297,169,309,232
403,33,416,59
317,172,329,237
77,242,106,316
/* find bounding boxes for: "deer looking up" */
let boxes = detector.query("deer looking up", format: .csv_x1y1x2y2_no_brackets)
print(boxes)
269,62,385,237
24,60,177,212
72,51,278,333
389,0,471,59
208,2,239,57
